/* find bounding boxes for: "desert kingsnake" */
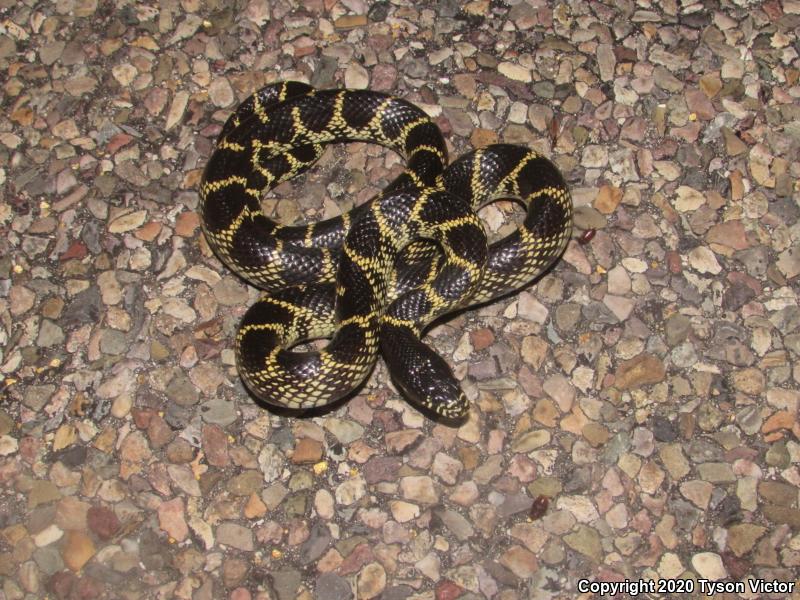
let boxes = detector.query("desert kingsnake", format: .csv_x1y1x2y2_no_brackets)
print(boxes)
200,82,572,419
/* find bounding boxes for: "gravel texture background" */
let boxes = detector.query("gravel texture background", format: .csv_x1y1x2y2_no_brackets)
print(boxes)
1,0,799,598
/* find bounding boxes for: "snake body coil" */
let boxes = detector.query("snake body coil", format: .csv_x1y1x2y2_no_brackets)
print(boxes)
200,82,572,419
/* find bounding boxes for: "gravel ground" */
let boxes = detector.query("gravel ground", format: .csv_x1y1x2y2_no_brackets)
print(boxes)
1,0,799,599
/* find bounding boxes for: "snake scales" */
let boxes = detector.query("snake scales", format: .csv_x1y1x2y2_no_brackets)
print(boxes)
200,81,572,419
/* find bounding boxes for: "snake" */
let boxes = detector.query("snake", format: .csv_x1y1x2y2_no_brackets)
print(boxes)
200,82,572,419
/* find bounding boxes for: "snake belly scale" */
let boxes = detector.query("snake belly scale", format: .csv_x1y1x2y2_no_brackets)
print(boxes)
200,82,572,419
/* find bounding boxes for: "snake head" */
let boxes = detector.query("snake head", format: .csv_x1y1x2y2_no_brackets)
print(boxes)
396,371,469,421
415,375,469,421
382,330,470,422
435,389,470,421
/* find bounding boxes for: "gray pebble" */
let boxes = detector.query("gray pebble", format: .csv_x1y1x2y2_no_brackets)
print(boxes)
166,373,199,407
270,568,303,600
23,385,55,411
62,287,103,328
200,398,237,426
315,573,353,600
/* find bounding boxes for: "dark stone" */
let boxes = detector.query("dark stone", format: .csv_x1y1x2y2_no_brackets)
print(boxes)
301,522,332,565
664,314,691,347
47,570,76,599
497,493,535,519
669,498,702,531
713,495,741,526
380,586,414,600
139,528,171,571
83,561,125,586
270,568,303,600
118,5,139,25
734,245,770,278
771,306,800,334
81,220,103,254
600,433,630,465
123,283,146,334
438,0,459,17
91,397,111,422
61,287,103,328
770,196,800,223
20,167,48,195
128,474,152,494
671,275,703,304
53,444,88,468
713,321,747,344
33,546,63,575
315,573,353,600
87,505,121,540
29,506,57,535
284,492,308,517
270,427,295,452
563,466,591,493
532,81,555,99
166,373,199,407
711,170,730,195
724,340,755,366
163,403,193,430
581,301,619,326
577,334,603,362
651,416,678,442
721,550,750,580
474,53,499,69
328,441,346,462
311,56,338,89
722,282,756,311
76,575,108,599
553,83,575,100
367,1,390,21
686,439,725,463
682,167,708,190
199,470,224,496
454,8,484,27
433,508,475,542
482,559,518,586
399,57,428,79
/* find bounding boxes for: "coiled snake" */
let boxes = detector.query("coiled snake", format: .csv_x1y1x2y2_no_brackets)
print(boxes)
200,82,572,419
